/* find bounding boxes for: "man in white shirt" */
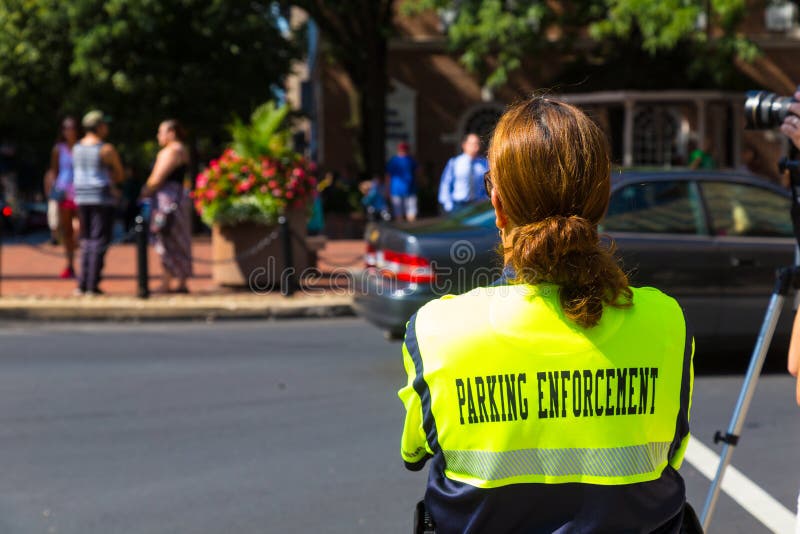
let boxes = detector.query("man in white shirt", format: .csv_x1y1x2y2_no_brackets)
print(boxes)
438,133,489,213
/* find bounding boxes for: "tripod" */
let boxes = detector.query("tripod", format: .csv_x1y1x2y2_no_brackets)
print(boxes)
700,158,800,530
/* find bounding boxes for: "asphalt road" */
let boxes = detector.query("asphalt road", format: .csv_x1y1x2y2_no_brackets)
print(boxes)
0,318,796,534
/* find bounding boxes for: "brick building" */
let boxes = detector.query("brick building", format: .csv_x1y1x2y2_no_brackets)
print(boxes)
288,1,800,201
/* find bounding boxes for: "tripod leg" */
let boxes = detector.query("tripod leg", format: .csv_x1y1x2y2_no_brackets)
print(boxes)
700,291,786,530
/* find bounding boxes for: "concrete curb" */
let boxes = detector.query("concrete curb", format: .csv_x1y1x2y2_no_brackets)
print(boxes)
0,296,356,322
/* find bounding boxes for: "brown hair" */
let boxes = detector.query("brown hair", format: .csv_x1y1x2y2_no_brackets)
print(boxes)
488,96,631,328
56,116,81,144
162,119,186,142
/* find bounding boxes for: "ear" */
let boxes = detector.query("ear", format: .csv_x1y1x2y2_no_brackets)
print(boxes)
491,189,508,231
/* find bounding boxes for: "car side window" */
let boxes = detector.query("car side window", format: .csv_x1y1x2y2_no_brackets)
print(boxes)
602,181,702,234
700,182,792,238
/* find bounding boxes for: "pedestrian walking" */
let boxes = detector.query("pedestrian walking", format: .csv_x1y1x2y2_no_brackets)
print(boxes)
44,116,81,279
73,110,124,295
386,141,418,222
437,133,489,214
401,96,696,533
140,120,192,294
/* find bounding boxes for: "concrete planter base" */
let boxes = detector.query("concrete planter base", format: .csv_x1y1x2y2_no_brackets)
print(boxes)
211,210,309,288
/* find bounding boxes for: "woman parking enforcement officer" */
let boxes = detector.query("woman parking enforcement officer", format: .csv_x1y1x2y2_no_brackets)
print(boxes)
399,96,695,533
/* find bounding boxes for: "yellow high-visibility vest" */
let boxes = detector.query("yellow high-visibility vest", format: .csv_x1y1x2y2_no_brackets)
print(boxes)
400,283,693,491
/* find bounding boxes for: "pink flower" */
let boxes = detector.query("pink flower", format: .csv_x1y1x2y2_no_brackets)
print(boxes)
205,190,217,200
285,191,294,199
260,185,268,193
237,181,253,193
210,159,220,170
272,188,282,197
292,167,305,178
268,180,278,189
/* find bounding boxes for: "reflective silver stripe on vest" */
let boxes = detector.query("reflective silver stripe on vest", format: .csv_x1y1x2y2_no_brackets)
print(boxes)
443,441,672,481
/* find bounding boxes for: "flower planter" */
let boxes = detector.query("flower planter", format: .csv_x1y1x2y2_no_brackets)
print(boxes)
211,208,309,288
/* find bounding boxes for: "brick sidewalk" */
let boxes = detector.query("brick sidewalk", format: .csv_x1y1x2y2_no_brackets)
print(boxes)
1,236,365,298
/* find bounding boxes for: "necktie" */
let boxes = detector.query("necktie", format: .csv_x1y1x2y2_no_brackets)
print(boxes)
467,159,474,201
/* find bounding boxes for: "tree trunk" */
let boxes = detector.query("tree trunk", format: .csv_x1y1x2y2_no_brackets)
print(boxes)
356,25,388,180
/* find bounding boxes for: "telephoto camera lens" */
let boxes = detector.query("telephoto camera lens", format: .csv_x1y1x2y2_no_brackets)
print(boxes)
744,90,797,129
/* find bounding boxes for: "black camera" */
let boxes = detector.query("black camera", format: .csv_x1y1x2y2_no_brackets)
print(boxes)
744,87,799,129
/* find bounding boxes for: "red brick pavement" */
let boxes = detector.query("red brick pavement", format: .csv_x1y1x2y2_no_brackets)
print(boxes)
1,237,365,298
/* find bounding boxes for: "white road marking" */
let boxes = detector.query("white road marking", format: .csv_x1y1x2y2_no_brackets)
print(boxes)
685,437,796,533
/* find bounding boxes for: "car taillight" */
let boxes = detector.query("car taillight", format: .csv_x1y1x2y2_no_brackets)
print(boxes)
365,243,377,267
377,249,434,283
1,206,10,217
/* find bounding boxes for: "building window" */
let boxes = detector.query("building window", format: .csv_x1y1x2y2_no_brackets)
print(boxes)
633,106,681,167
765,0,799,32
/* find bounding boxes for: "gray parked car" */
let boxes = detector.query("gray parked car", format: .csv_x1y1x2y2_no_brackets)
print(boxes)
353,170,797,355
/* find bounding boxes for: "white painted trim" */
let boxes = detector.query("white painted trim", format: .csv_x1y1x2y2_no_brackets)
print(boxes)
623,99,634,167
557,91,744,105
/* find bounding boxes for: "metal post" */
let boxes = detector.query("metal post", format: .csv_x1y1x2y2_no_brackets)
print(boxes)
700,270,791,529
279,215,296,296
135,215,149,299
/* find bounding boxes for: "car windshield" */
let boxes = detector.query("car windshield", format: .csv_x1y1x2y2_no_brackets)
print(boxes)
449,201,496,229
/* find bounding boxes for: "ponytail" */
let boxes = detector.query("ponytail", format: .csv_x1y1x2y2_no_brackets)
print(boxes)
507,215,632,328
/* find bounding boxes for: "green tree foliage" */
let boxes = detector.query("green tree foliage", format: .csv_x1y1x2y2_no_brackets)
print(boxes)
0,0,298,177
283,0,395,178
406,0,758,89
0,0,72,147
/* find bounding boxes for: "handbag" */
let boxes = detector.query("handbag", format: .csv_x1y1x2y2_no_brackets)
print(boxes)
47,199,60,231
150,201,178,235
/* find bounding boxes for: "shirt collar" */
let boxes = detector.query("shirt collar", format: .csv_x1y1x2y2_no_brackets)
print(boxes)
492,264,516,286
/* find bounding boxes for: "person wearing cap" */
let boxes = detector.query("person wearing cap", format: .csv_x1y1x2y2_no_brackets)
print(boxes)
72,110,124,295
386,141,418,222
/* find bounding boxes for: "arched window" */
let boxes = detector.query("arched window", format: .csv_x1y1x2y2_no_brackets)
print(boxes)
633,106,681,166
458,104,503,152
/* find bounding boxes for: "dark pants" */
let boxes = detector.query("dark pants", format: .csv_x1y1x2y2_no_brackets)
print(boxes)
78,204,114,292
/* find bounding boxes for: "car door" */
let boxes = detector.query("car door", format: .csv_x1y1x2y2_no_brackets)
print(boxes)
698,180,796,347
601,179,723,339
